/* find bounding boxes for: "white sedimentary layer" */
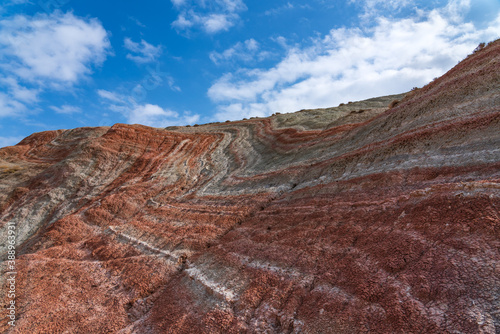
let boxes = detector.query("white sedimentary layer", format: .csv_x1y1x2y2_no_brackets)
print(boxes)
185,266,237,303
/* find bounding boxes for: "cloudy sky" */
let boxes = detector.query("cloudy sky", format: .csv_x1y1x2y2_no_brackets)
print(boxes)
0,0,499,147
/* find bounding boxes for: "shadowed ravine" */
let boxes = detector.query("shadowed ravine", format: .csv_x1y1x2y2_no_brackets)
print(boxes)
0,40,499,333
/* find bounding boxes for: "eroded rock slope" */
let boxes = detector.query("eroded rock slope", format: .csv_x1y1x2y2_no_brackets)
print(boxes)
0,40,499,333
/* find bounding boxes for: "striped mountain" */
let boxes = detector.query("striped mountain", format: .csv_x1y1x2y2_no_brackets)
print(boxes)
0,40,499,333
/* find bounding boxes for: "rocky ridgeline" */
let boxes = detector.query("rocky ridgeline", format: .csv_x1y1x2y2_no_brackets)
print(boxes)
0,40,499,333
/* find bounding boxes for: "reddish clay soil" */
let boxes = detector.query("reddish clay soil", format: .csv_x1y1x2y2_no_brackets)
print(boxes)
1,40,499,333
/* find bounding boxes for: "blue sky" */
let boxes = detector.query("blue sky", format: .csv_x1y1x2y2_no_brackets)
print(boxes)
0,0,499,147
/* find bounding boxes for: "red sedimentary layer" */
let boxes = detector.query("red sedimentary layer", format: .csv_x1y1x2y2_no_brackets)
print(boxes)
0,41,499,333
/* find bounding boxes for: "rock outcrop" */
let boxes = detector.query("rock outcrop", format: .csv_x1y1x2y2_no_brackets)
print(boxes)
1,40,499,333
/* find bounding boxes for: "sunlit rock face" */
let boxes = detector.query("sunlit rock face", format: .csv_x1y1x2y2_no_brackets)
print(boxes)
0,40,499,334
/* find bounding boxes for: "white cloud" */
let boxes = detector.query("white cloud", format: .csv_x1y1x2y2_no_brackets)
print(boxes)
349,0,413,19
272,36,288,49
124,37,162,64
128,16,146,28
443,0,471,22
97,89,200,127
0,77,39,103
203,13,235,33
0,0,31,15
50,104,81,114
171,0,187,7
7,0,32,4
0,11,111,85
263,2,311,16
245,38,259,51
210,38,269,64
129,104,185,127
172,12,239,34
129,103,200,127
171,0,247,34
209,3,500,121
97,89,124,103
0,92,26,117
350,0,412,10
0,136,23,148
171,14,194,30
0,11,110,119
